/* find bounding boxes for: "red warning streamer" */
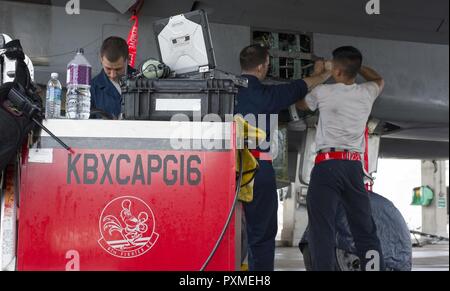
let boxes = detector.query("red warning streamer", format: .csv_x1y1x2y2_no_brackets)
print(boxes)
364,126,373,191
127,15,139,68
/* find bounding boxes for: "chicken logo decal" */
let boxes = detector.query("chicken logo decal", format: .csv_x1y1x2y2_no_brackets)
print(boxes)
98,196,159,258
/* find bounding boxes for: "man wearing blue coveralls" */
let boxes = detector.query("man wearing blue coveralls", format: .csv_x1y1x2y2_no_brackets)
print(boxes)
297,46,385,271
90,37,135,119
235,44,332,271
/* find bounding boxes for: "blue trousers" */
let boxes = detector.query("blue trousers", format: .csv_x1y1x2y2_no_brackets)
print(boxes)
306,160,385,271
243,160,278,271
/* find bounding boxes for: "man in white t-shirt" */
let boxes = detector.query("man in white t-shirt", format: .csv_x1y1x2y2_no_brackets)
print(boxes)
297,46,385,271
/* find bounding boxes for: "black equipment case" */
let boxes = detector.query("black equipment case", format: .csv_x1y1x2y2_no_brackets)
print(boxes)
121,78,237,121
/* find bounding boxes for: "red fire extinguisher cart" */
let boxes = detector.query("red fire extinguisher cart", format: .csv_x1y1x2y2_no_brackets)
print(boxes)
16,120,240,271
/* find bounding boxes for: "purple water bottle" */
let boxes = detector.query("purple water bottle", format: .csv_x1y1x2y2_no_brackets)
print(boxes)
66,48,92,119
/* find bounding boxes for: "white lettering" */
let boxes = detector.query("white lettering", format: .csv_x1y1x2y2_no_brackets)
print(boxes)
65,250,80,271
179,275,213,288
66,0,80,15
366,0,381,15
365,250,380,271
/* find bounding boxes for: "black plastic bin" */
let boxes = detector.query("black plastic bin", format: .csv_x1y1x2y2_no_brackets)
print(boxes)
122,78,237,121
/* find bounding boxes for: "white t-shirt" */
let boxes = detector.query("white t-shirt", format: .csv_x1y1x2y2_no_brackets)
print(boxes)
305,82,381,153
111,80,122,95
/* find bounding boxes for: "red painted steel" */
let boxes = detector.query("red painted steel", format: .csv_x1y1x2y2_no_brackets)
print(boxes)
17,140,237,270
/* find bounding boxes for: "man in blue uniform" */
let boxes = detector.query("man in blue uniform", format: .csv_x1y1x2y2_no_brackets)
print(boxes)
297,46,385,271
235,44,332,271
90,37,135,119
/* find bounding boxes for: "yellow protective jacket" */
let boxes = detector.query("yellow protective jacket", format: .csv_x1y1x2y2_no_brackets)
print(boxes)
234,116,267,203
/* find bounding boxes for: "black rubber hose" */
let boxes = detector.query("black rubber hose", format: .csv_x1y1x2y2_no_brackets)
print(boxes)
200,150,244,271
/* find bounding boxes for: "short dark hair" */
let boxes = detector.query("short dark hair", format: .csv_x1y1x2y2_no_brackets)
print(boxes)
332,46,363,78
240,44,270,71
100,37,129,62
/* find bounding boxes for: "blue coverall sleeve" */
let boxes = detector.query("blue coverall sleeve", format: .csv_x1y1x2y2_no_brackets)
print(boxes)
262,79,309,113
90,85,97,109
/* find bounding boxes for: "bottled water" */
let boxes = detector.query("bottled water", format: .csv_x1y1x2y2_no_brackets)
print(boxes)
45,72,62,119
65,87,78,119
75,86,91,120
66,48,92,119
66,86,91,119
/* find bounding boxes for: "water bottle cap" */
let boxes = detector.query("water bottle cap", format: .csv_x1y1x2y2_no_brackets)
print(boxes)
51,72,59,79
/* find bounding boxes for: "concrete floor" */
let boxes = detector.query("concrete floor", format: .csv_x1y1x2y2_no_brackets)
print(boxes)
274,242,449,271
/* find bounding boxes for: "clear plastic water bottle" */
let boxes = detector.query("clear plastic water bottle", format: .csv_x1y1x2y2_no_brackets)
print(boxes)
66,48,92,119
45,72,62,119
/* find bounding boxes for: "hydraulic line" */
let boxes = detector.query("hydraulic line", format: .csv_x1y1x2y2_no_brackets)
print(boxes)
200,150,244,271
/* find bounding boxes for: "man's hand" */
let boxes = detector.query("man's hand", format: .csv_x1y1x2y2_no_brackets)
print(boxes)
312,60,326,76
325,60,333,72
359,66,384,92
303,67,331,91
